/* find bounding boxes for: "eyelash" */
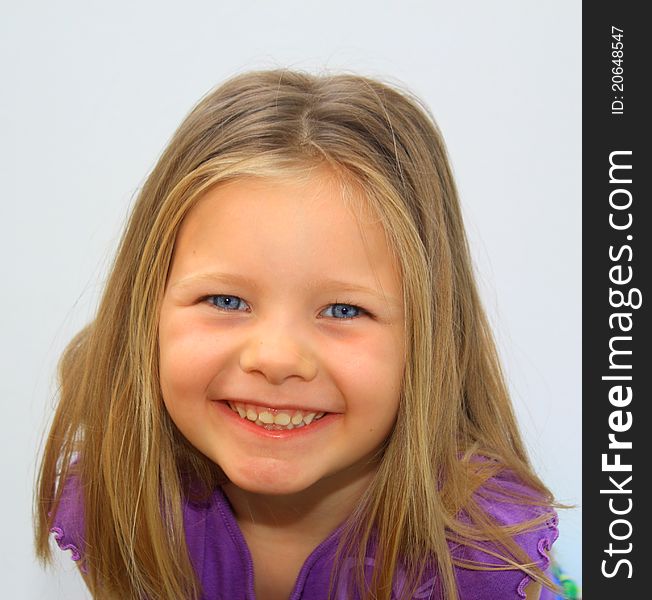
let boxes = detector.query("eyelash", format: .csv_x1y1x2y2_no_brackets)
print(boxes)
201,294,371,320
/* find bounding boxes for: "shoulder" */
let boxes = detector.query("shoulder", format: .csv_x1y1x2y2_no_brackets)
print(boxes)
50,471,86,567
451,465,559,599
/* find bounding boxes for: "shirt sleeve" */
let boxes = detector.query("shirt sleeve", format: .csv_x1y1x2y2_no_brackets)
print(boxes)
451,470,560,599
49,472,86,568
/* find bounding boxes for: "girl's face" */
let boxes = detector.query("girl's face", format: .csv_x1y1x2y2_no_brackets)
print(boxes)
158,169,405,497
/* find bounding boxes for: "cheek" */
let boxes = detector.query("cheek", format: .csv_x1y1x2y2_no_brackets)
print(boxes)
332,331,404,417
158,314,230,402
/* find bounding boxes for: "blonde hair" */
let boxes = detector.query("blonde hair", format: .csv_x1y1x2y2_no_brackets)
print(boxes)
35,68,558,599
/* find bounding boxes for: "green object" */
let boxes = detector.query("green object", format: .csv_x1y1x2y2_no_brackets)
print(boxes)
551,561,581,599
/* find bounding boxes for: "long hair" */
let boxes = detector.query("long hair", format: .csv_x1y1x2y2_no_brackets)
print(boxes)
35,68,557,599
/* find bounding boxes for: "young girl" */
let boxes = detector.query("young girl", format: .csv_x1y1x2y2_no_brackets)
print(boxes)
35,68,561,600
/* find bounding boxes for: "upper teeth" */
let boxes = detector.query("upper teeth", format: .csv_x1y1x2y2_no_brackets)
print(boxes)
228,401,326,430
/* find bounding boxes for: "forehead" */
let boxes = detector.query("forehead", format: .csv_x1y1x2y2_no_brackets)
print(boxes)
178,171,385,254
167,170,402,303
190,168,379,229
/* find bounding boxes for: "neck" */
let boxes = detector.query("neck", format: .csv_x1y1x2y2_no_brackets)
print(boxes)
222,460,378,546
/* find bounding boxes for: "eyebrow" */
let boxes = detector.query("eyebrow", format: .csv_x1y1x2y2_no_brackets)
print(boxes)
169,272,402,307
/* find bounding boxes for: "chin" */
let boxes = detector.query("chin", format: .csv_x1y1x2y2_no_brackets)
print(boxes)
222,458,322,496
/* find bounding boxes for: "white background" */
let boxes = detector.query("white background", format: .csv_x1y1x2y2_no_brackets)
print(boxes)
1,1,581,596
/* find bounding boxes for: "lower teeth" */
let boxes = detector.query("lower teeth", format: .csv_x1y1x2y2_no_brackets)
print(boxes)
246,416,321,430
261,423,296,431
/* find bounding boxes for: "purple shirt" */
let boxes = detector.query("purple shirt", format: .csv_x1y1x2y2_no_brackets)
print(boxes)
52,470,558,599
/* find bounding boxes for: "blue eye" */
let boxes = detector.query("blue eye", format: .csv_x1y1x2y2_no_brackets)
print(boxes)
322,303,366,319
206,295,250,311
204,296,369,320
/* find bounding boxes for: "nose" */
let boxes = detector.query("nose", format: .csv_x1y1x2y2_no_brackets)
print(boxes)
238,321,318,385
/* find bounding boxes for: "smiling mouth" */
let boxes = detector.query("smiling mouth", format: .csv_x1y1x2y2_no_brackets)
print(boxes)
225,401,327,431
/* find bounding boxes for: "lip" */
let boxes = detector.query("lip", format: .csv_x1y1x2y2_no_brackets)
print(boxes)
213,400,340,440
